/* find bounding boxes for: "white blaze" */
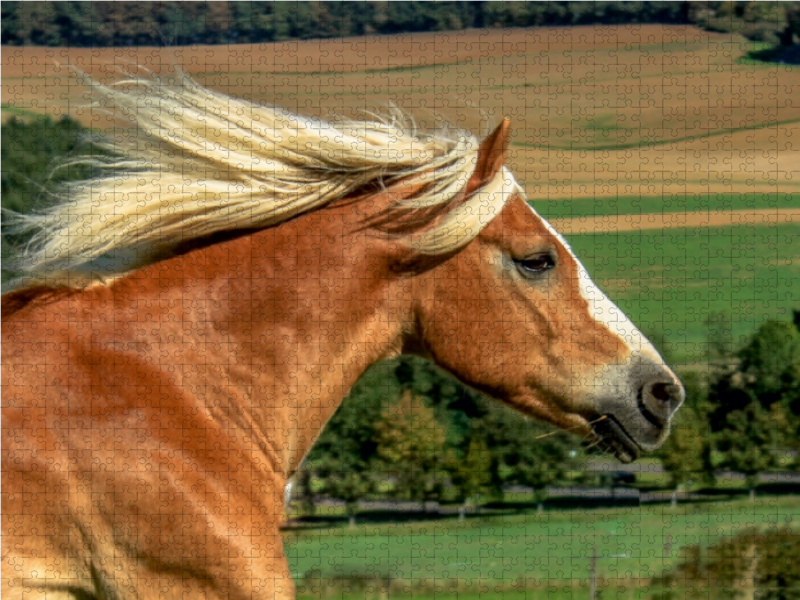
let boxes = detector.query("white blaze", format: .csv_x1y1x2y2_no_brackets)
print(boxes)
524,201,663,363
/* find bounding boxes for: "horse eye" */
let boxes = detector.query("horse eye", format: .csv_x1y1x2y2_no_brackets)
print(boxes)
515,253,556,277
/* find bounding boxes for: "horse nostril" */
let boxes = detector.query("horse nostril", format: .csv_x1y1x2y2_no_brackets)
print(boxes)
651,382,673,403
638,381,684,429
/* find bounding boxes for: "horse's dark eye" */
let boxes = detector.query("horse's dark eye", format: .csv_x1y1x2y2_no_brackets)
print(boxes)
515,253,556,277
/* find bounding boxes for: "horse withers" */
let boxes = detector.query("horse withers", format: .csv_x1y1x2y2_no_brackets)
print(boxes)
2,77,684,599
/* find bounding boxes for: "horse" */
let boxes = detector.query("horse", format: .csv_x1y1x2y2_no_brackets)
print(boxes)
1,75,684,600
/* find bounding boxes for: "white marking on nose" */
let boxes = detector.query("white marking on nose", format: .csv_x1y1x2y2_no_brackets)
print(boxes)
523,201,663,363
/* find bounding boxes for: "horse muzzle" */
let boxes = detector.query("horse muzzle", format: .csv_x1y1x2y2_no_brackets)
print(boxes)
587,354,685,463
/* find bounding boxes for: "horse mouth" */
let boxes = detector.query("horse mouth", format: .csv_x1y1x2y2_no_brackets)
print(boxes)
590,414,642,464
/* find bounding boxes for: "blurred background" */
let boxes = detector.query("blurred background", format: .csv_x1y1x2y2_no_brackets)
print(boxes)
3,3,800,598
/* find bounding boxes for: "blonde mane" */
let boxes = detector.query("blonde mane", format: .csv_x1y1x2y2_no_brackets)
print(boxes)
5,74,519,290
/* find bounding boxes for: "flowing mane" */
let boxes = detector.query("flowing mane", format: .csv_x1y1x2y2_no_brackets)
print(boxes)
5,74,519,291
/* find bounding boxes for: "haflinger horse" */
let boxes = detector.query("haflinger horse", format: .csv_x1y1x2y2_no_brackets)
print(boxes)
2,75,684,599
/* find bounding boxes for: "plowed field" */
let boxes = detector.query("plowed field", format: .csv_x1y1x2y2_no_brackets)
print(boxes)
4,25,800,199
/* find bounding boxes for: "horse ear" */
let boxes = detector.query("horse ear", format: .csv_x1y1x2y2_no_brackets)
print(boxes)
464,118,511,196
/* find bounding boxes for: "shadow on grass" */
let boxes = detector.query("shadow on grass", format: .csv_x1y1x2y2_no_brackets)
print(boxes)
753,481,800,495
484,496,640,512
693,481,800,497
284,507,510,531
746,44,800,65
285,496,639,531
283,482,800,531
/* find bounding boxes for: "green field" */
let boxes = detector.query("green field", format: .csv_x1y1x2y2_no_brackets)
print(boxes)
564,222,800,365
533,193,800,221
284,496,800,599
532,192,800,367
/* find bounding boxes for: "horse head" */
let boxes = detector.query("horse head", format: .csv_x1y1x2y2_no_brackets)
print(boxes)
402,120,684,463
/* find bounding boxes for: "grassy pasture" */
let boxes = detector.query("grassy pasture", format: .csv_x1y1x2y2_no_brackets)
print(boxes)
568,222,800,364
284,496,800,599
533,192,800,220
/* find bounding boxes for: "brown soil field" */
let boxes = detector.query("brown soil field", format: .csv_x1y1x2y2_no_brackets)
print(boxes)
0,25,722,79
3,25,800,198
549,208,800,234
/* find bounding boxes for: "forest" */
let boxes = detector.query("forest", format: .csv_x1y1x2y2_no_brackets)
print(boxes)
2,2,800,51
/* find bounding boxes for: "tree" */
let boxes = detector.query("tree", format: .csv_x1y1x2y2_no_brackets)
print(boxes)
737,320,800,460
301,356,483,514
476,399,578,512
375,391,450,507
715,401,783,501
0,1,702,47
392,355,483,448
312,454,372,528
448,435,492,521
304,360,400,527
706,318,800,495
1,115,101,214
690,1,794,44
738,320,800,405
658,371,710,502
293,466,316,518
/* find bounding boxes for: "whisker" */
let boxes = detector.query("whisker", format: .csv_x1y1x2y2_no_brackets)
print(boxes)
584,439,603,451
534,415,607,440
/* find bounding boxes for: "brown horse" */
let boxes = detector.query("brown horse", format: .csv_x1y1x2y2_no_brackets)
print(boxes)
2,76,684,599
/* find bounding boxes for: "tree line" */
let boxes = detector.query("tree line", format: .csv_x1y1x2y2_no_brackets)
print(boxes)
295,311,800,522
659,312,800,500
3,116,800,523
3,2,800,50
297,356,582,525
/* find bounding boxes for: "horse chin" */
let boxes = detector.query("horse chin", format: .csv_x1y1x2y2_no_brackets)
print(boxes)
589,415,643,464
504,389,668,464
588,408,670,464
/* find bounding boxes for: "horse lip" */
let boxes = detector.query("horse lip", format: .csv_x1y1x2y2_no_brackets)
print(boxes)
591,414,642,464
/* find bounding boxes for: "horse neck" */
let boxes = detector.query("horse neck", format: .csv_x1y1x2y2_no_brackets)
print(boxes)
164,205,410,478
